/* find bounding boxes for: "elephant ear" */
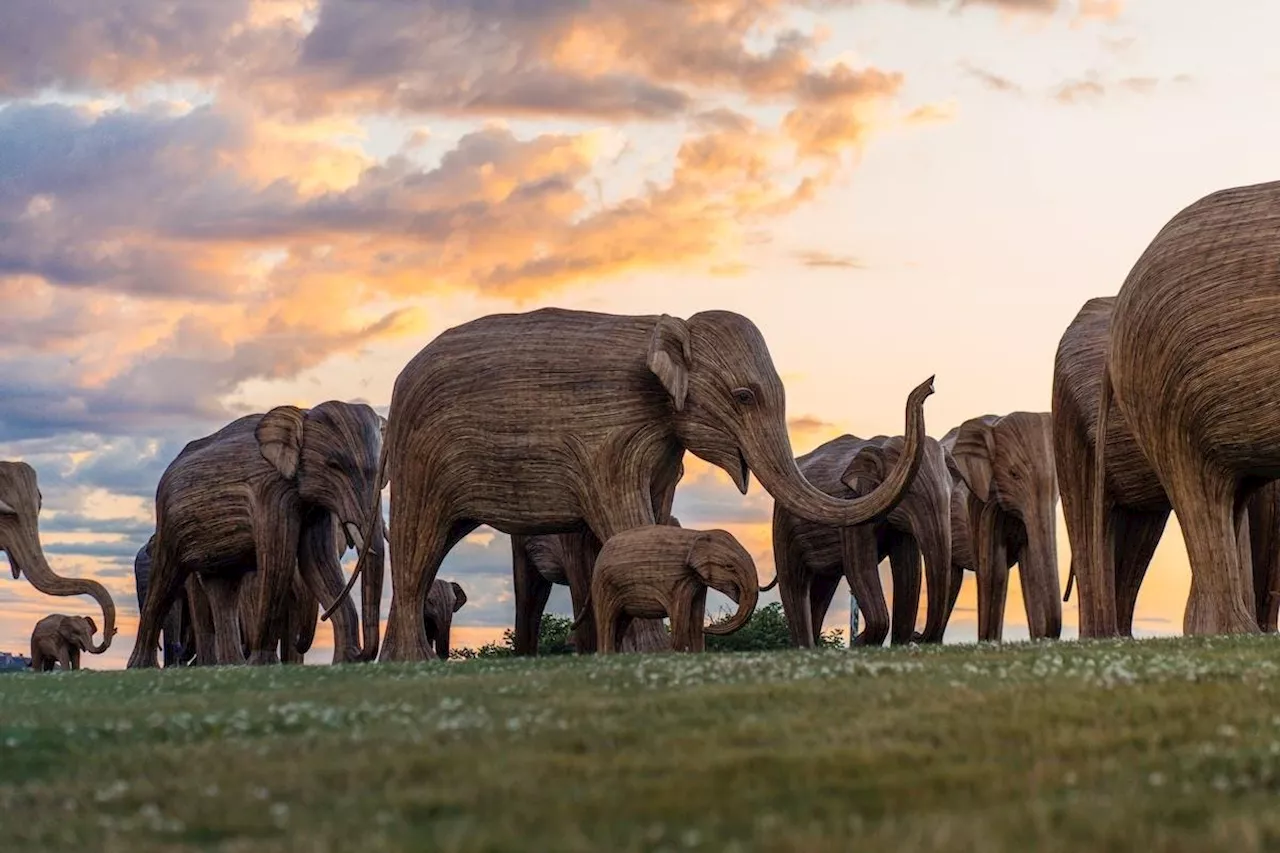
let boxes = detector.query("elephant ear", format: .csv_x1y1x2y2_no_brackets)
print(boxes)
684,532,715,584
949,416,999,502
256,406,307,481
646,314,692,412
58,617,87,648
450,582,467,613
840,444,888,496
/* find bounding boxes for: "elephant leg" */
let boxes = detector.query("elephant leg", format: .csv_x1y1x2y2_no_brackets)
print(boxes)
127,537,189,669
974,504,1010,643
771,511,816,648
246,508,303,666
807,571,841,646
842,526,889,646
297,511,359,664
1112,508,1170,637
888,535,922,645
562,531,602,654
945,564,965,625
161,601,184,668
1162,460,1258,635
596,603,623,655
1248,482,1280,632
620,619,671,653
56,645,72,671
186,576,217,666
383,518,477,662
511,536,554,656
1235,498,1258,623
687,588,707,653
201,573,248,665
69,647,81,671
1057,414,1115,638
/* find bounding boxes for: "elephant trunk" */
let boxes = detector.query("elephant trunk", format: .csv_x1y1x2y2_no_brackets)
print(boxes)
356,510,385,661
1022,508,1062,640
917,518,954,644
703,573,758,636
747,378,934,528
14,535,116,653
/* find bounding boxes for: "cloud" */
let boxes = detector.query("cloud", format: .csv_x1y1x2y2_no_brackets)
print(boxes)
794,250,866,269
1049,72,1176,105
959,62,1025,95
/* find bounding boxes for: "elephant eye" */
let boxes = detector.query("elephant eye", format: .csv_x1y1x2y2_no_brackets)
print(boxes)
732,387,756,406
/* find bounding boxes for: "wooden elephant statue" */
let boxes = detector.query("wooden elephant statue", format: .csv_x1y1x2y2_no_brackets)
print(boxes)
1,461,116,653
511,515,681,656
767,434,954,648
344,307,932,661
423,578,467,659
943,413,1062,642
577,525,759,654
129,402,384,668
30,614,114,671
1054,294,1280,638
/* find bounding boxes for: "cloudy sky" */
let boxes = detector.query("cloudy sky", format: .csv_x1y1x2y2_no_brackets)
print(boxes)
2,0,1271,667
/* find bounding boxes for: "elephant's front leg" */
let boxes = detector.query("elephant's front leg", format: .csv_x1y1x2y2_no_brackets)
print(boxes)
201,573,248,665
511,537,555,656
297,510,360,664
888,535,922,645
841,526,889,646
186,576,217,666
247,506,302,665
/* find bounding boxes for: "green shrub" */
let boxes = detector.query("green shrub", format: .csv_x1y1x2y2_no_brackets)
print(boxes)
704,602,844,652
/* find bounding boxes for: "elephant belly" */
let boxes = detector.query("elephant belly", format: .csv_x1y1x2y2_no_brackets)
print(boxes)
794,525,844,577
1103,435,1169,511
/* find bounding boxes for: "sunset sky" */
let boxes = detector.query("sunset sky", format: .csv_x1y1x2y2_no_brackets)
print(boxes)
1,0,1273,667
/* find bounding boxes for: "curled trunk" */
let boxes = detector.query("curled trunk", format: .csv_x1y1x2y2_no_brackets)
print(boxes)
17,542,116,653
703,578,758,636
748,378,934,528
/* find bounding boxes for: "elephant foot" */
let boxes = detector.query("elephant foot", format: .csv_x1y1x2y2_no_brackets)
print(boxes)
246,650,281,666
126,647,159,669
331,646,363,665
1184,595,1260,636
378,621,437,663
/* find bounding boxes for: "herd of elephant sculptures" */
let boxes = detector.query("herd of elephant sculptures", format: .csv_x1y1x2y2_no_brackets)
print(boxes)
8,178,1280,671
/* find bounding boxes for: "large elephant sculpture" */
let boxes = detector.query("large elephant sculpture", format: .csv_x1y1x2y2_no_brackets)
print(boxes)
1053,296,1280,637
341,308,933,661
30,614,107,671
765,434,954,648
577,525,759,654
423,578,467,659
511,514,682,656
1,461,116,653
127,402,385,668
1102,180,1280,635
942,413,1062,642
238,569,319,665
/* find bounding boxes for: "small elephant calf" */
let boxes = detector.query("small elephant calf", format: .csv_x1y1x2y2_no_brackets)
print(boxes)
580,526,759,654
30,614,112,671
424,578,467,659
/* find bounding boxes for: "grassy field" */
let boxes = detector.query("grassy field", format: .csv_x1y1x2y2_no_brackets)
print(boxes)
4,637,1280,851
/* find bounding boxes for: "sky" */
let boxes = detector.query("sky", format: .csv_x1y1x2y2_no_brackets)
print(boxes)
0,0,1271,668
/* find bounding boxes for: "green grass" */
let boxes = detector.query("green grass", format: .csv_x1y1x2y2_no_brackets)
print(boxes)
5,636,1280,851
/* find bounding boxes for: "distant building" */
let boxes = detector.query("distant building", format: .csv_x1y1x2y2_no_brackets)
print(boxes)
0,650,31,671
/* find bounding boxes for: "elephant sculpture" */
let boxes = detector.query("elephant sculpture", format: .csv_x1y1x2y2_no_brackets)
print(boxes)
942,413,1062,642
511,514,682,656
1,461,116,654
423,578,467,659
1102,180,1280,635
765,434,954,648
343,308,933,661
30,614,110,671
128,402,385,668
238,569,319,665
1053,296,1280,637
575,525,759,653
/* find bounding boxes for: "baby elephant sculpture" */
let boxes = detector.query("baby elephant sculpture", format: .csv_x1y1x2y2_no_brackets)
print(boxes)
423,578,468,659
30,614,112,671
578,526,759,653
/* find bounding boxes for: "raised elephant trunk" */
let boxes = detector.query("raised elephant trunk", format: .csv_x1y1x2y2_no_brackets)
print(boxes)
14,539,116,653
703,575,758,636
748,378,934,528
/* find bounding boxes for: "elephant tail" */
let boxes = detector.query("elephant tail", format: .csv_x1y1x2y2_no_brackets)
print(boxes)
759,574,779,593
1063,559,1075,602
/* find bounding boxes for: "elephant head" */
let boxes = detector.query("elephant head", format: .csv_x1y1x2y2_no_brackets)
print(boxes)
687,529,760,636
0,462,116,653
255,401,387,660
843,435,954,643
947,413,1061,638
423,580,467,659
651,311,934,527
60,615,99,653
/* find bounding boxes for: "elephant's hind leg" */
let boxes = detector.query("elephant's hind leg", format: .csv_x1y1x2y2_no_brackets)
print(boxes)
842,527,889,647
383,518,475,662
511,537,554,656
888,536,922,645
128,538,188,669
807,571,841,646
1113,508,1169,636
1165,462,1259,636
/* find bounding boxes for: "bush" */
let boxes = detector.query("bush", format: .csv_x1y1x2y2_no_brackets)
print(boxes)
705,602,844,652
449,614,577,660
